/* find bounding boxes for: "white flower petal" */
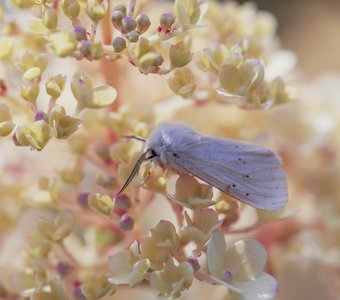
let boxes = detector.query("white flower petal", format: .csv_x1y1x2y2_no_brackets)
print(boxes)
230,273,278,300
209,275,242,294
206,231,227,278
108,274,129,285
224,240,267,280
128,259,150,287
108,251,131,275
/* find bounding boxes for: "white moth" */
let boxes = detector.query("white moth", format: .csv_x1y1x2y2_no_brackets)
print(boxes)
118,122,288,210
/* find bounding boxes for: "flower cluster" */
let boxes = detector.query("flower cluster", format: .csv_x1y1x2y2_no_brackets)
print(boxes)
1,0,337,300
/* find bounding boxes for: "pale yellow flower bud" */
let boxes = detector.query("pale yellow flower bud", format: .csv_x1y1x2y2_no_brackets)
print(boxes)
23,67,41,81
270,77,290,104
62,0,80,21
43,8,58,30
36,211,74,242
15,120,50,151
20,83,40,103
168,174,214,209
218,59,264,97
49,32,77,57
71,72,93,107
49,105,82,139
201,45,231,72
59,157,84,184
96,174,116,189
88,193,113,216
71,72,117,110
90,42,104,59
109,241,150,287
150,261,194,298
0,37,14,60
183,209,221,246
168,67,196,98
174,0,208,28
81,272,117,300
151,220,178,250
67,134,88,155
16,52,47,74
11,0,34,9
45,75,66,98
32,177,58,207
169,41,192,69
86,0,108,22
0,104,15,137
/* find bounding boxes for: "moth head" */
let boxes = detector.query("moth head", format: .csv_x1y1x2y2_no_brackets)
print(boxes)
116,149,158,195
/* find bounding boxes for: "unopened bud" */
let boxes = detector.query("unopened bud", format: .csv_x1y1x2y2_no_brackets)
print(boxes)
86,0,108,21
77,192,89,208
96,174,116,189
122,16,137,32
113,4,126,16
126,30,139,42
62,0,80,21
118,214,134,231
154,54,164,67
112,36,126,52
111,10,124,29
34,111,48,122
20,83,39,103
114,194,131,210
78,40,92,56
136,14,150,33
56,261,72,276
73,26,87,41
43,8,58,29
160,13,175,31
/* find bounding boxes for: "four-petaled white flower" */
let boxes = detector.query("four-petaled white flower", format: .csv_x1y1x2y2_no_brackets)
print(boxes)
207,231,278,300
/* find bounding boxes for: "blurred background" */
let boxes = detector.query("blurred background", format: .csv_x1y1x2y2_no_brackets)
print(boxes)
242,0,340,77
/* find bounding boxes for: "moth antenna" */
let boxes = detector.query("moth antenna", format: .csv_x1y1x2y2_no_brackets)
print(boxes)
123,135,146,142
116,150,149,195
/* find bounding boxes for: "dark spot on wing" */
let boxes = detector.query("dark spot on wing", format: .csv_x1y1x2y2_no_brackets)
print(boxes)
238,158,246,164
245,193,250,196
243,174,250,178
172,152,180,158
232,184,236,188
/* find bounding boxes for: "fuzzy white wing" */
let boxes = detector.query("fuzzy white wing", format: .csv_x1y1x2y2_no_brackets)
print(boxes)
171,136,288,210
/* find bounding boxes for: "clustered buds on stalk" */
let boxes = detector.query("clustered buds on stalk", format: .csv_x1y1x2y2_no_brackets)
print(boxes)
0,1,298,300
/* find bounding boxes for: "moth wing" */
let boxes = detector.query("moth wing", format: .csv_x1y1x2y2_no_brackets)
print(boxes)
172,136,288,210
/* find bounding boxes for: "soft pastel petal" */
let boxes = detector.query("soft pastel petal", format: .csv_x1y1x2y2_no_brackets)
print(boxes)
108,251,132,275
230,273,278,300
206,231,227,279
224,240,267,280
128,259,150,287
